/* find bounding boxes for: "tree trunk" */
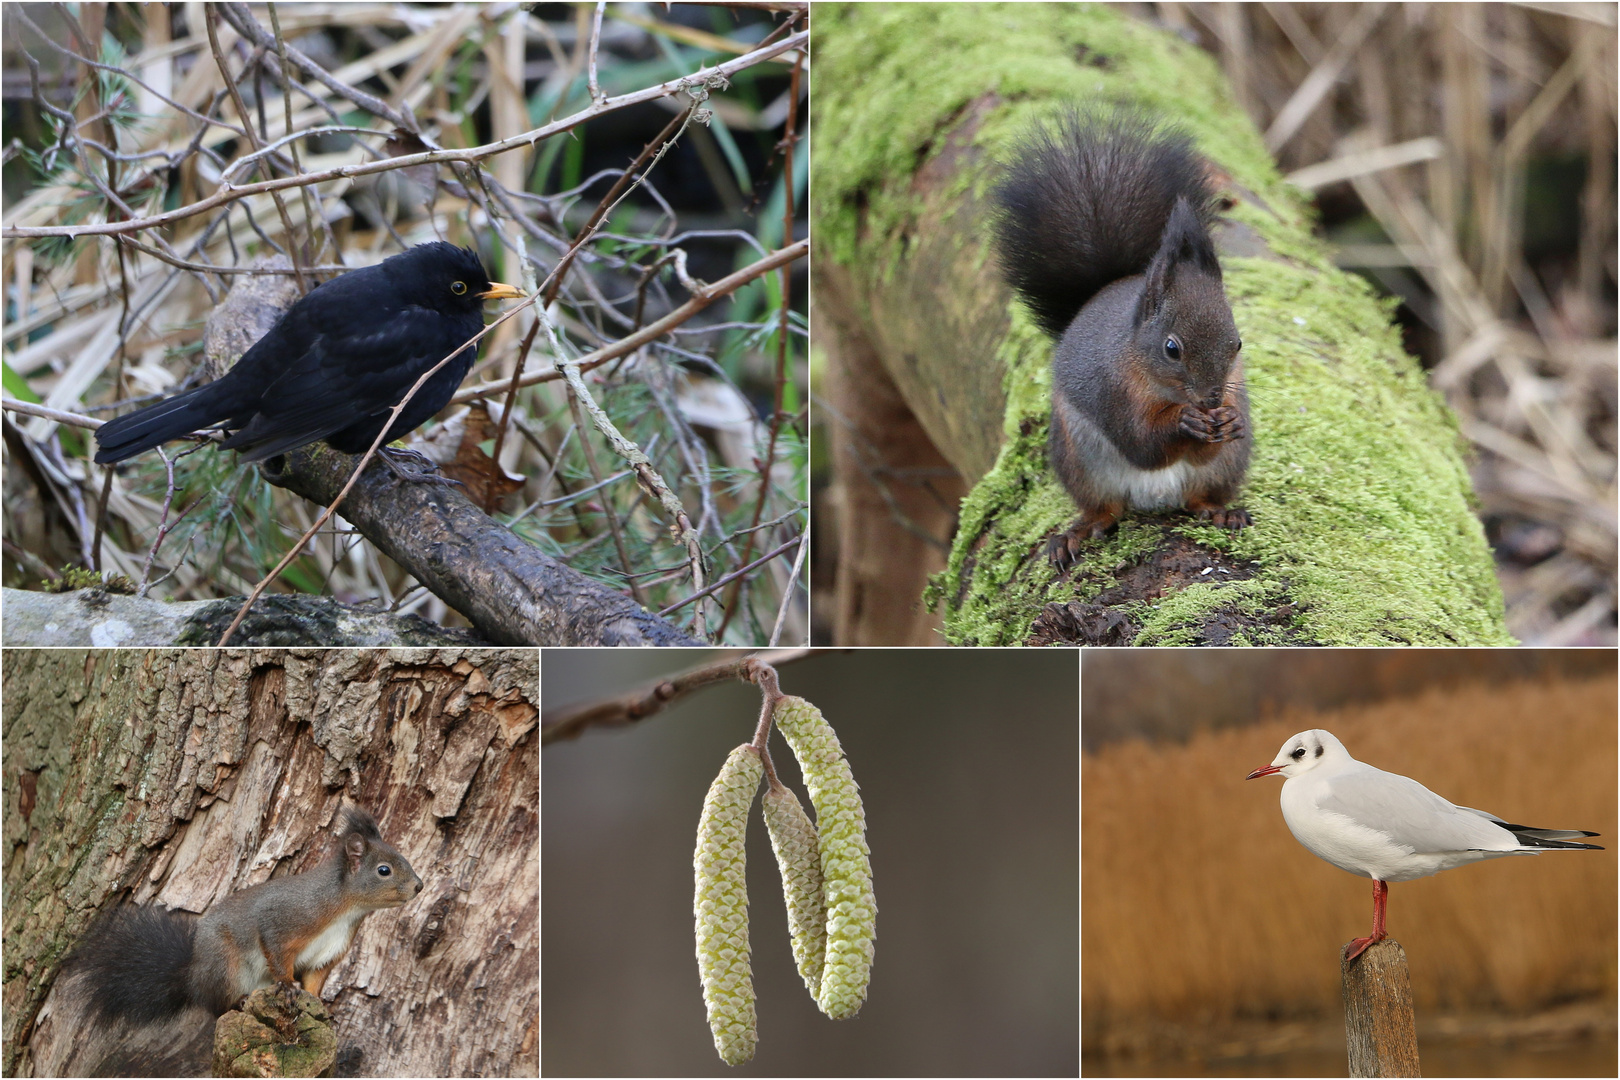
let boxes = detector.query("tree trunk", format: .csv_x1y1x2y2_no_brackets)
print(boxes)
3,648,538,1077
811,2,1512,646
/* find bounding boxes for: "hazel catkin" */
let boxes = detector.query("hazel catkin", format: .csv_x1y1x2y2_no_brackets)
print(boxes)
762,781,827,999
693,743,763,1065
771,696,876,1020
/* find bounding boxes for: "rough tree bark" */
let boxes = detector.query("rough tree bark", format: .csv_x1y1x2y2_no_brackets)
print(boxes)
812,3,1512,646
2,648,538,1078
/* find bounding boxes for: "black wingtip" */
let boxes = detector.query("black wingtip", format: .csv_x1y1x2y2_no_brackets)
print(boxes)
1514,834,1604,851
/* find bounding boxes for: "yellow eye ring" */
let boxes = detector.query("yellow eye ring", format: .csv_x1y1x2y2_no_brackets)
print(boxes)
451,281,468,295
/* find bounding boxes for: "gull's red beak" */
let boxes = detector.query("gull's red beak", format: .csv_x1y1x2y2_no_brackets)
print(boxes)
1245,764,1282,780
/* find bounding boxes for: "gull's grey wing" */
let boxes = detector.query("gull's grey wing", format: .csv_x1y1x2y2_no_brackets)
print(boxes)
1314,764,1518,854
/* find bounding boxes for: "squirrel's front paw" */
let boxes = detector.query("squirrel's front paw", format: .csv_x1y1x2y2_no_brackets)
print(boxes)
1179,405,1245,443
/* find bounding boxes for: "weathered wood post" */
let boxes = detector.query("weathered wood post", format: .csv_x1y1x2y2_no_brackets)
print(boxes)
1342,939,1421,1077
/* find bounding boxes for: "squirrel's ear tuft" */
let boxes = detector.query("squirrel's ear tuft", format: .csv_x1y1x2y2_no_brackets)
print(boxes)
341,808,383,840
1139,196,1222,324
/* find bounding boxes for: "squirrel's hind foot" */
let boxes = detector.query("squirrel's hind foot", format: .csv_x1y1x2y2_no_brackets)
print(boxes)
1046,511,1119,570
1193,505,1251,529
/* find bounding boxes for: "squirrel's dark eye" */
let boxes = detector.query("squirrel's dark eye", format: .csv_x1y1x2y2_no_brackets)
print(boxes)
1236,339,1243,352
450,281,468,296
378,863,393,877
1164,335,1182,360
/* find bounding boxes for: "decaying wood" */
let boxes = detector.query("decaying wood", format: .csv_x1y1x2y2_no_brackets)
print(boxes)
3,648,538,1078
1342,939,1421,1078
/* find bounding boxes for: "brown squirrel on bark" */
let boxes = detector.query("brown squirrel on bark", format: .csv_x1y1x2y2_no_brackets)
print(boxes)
54,807,421,1074
994,108,1251,569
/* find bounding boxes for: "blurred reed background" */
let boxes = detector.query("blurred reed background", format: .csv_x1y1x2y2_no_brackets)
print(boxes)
1132,2,1616,643
1082,652,1617,1076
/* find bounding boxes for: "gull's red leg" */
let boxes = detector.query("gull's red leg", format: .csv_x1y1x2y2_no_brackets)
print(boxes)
1343,879,1389,962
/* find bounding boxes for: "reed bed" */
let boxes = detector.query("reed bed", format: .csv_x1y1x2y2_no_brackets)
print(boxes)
1082,675,1617,1050
1151,1,1617,642
1,3,808,643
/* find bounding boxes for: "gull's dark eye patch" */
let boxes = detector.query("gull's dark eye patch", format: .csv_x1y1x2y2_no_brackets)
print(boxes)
1315,744,1324,758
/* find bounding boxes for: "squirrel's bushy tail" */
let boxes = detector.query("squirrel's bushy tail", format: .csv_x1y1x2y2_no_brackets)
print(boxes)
72,905,197,1024
993,107,1216,339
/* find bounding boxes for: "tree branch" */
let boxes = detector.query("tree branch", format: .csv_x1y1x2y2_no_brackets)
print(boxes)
540,648,822,745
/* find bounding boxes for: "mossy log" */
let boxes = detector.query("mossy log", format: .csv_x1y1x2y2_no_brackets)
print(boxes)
812,2,1512,646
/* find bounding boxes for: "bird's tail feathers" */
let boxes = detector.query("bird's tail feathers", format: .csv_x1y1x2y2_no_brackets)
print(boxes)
93,380,236,464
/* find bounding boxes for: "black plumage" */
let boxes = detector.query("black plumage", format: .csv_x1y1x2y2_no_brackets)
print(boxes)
93,242,522,468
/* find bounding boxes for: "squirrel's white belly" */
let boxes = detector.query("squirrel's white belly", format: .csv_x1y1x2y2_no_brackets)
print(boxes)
1083,432,1195,508
1098,457,1193,508
1067,407,1217,508
297,908,366,974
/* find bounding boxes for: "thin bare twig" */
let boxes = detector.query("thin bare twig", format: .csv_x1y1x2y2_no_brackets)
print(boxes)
266,2,329,269
489,102,696,481
657,534,801,618
587,3,607,106
2,31,808,240
768,532,807,646
540,648,819,746
451,238,807,403
205,5,307,294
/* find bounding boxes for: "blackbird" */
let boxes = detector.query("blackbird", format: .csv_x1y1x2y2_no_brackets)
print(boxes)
93,241,523,474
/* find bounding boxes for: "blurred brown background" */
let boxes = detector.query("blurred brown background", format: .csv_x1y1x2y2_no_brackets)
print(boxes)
1083,648,1615,748
1082,651,1617,1076
543,649,1079,1076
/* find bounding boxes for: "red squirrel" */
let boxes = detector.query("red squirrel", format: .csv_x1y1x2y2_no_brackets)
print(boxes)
994,108,1251,569
69,808,422,1025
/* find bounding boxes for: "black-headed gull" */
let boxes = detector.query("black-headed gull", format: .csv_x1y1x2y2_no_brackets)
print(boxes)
1246,729,1602,961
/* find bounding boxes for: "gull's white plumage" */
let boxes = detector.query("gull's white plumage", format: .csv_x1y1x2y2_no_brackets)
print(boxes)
1246,728,1600,960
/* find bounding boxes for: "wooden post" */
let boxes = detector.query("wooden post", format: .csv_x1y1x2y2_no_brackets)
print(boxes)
1342,939,1421,1077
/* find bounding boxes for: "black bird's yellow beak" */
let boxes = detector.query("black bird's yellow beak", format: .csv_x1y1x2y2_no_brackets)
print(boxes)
478,282,525,301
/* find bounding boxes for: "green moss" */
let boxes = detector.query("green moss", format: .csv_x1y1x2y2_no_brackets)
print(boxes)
814,2,1511,646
